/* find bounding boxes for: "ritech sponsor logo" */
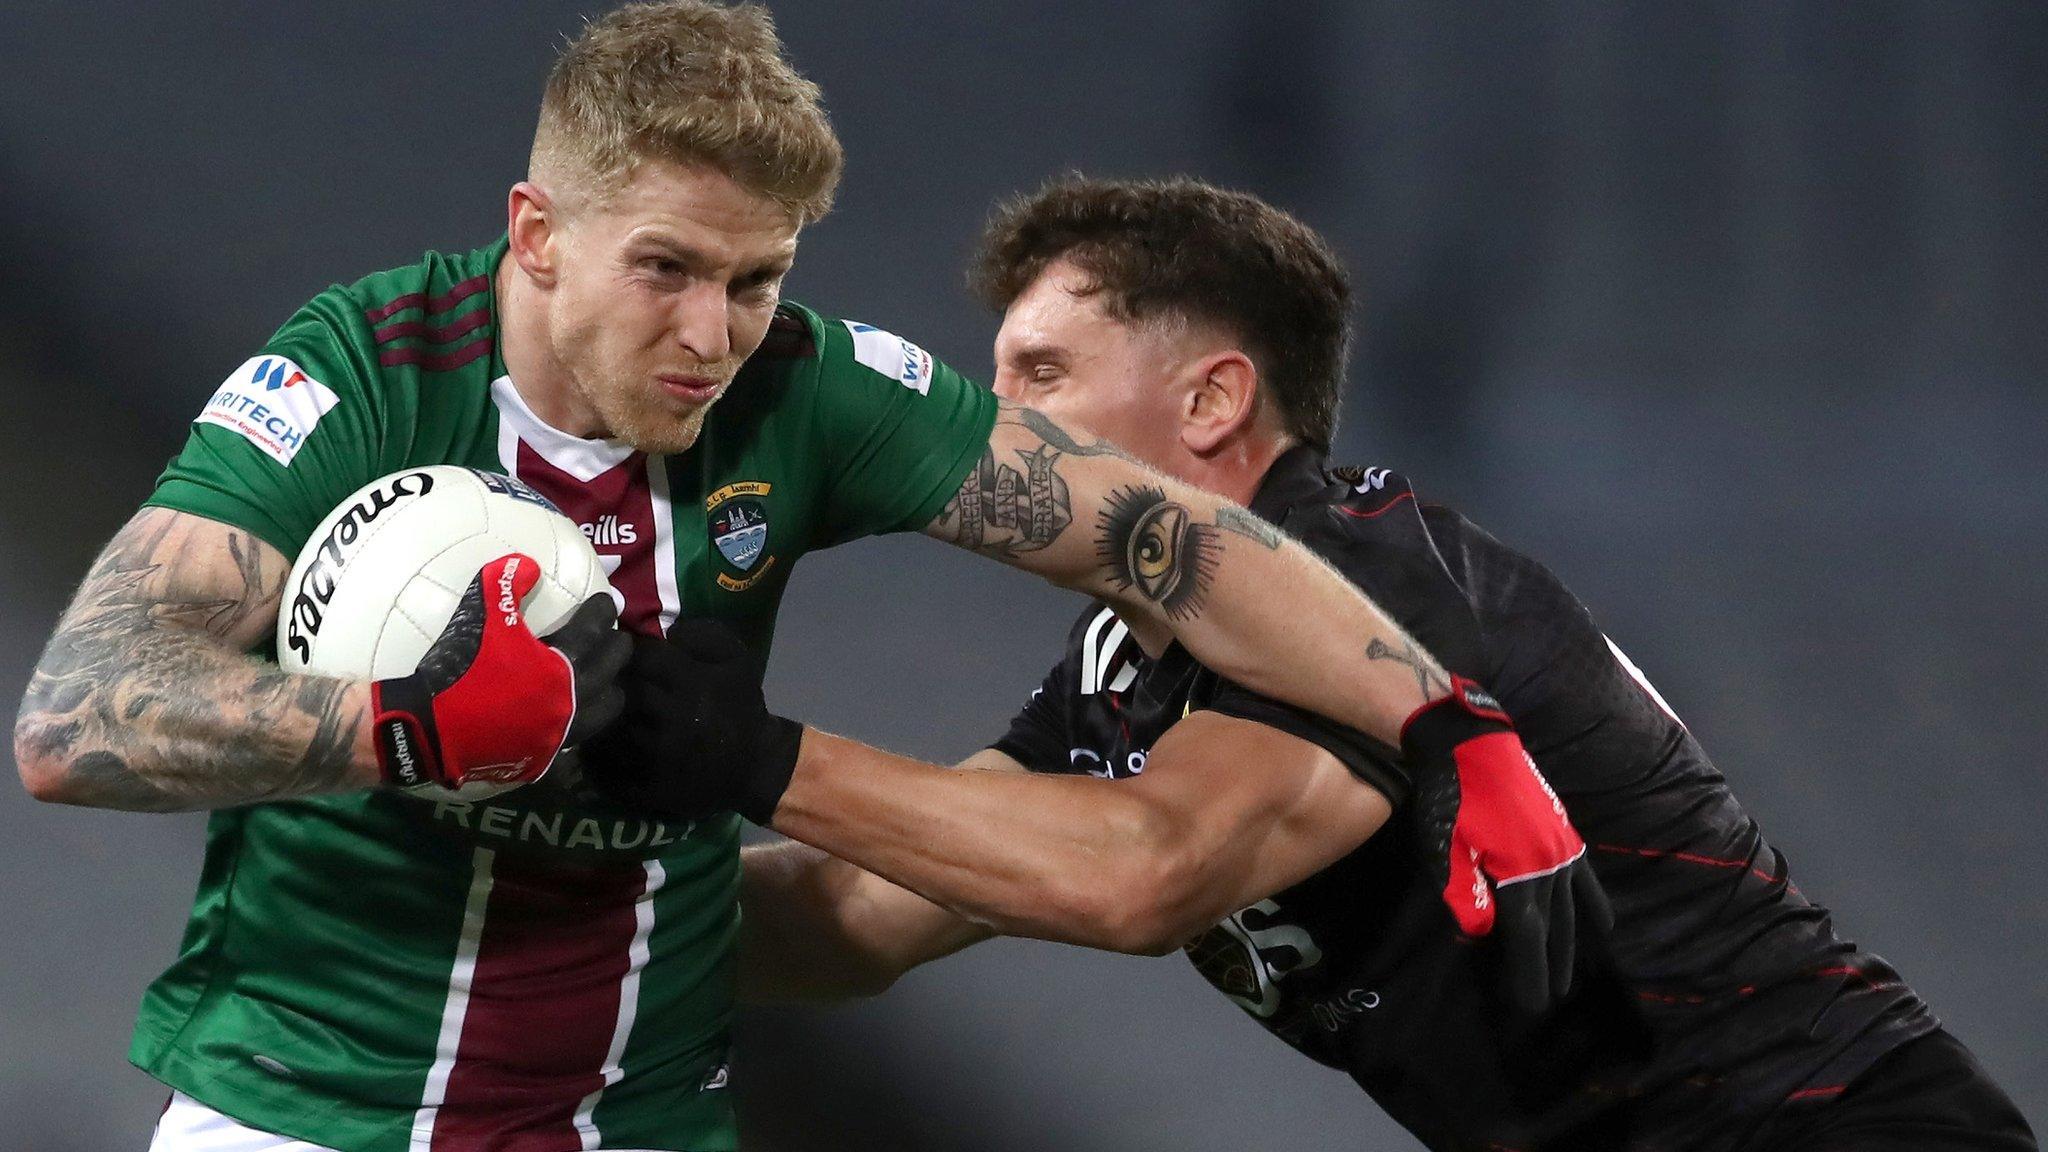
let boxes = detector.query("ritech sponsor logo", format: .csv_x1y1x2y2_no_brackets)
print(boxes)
285,471,436,662
195,356,342,465
842,320,934,396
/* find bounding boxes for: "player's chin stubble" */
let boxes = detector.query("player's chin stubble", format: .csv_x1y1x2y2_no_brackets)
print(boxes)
599,385,712,455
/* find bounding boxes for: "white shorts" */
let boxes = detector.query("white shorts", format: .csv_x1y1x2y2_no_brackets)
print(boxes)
147,1090,674,1151
149,1092,339,1152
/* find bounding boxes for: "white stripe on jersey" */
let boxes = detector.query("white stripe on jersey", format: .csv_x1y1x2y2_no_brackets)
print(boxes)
644,458,682,636
571,860,667,1148
490,376,636,480
1080,607,1137,695
408,848,496,1152
1080,607,1113,695
1605,635,1686,727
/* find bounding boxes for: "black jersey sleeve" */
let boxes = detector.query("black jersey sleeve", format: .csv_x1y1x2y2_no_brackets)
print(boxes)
1193,466,1500,809
988,610,1094,774
1197,679,1410,804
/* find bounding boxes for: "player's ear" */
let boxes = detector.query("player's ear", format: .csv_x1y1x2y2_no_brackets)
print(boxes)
1180,350,1260,456
507,181,562,288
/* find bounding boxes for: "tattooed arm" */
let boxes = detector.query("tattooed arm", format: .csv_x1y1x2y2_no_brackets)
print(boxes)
925,401,1450,743
13,507,379,811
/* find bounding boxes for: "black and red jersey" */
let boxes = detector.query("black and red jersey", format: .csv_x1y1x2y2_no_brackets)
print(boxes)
992,446,1934,1152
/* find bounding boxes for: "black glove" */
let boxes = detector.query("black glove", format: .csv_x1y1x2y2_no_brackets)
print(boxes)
1403,677,1614,1015
372,553,627,790
579,618,804,824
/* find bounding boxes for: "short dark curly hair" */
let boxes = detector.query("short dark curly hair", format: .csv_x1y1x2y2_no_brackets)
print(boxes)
970,175,1351,451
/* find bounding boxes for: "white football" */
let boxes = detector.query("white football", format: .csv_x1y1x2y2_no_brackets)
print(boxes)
276,465,613,801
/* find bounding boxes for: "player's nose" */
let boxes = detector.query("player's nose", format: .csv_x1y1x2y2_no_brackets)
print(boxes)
671,284,733,362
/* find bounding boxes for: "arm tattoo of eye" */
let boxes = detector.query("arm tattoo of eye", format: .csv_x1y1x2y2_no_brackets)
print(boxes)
1213,505,1283,550
1098,486,1221,621
1365,636,1452,701
931,443,1075,557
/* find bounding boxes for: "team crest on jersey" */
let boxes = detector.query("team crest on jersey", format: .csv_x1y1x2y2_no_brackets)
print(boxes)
706,481,775,591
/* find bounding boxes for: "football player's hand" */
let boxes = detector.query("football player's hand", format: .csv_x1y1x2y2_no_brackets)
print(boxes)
1402,676,1613,1014
579,618,804,824
370,553,628,791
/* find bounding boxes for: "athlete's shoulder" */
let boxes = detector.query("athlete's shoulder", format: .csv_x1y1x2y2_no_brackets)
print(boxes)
765,299,942,397
326,238,505,375
254,239,504,394
1272,460,1433,563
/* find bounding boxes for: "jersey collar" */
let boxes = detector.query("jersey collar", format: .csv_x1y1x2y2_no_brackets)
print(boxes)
1248,443,1333,523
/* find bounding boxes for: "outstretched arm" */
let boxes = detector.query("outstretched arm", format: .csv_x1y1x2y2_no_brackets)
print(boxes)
924,402,1451,743
768,715,1390,956
736,749,1016,1003
13,507,379,810
738,839,994,1003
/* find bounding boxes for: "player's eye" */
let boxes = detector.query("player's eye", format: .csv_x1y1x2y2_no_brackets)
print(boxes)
732,273,782,302
640,257,687,279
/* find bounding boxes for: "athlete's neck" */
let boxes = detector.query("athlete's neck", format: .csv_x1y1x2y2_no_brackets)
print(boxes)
495,251,606,439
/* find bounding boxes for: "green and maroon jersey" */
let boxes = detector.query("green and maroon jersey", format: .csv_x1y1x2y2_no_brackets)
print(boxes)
138,238,996,1152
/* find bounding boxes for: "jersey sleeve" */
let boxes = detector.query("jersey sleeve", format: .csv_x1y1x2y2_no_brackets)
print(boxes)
989,610,1097,773
807,316,998,545
989,657,1076,774
1197,678,1410,805
145,289,389,560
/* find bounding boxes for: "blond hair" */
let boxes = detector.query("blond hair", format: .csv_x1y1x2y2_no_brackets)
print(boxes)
532,1,842,222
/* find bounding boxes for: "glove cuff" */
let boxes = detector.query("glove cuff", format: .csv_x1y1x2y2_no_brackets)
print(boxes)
1399,674,1512,759
370,677,446,789
734,715,805,826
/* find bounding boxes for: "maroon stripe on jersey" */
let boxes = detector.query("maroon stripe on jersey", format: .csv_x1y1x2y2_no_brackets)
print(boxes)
374,306,490,346
380,336,494,372
431,852,648,1150
363,273,492,323
512,442,665,637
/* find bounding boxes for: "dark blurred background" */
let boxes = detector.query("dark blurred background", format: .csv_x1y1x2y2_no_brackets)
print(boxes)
2,3,2042,1148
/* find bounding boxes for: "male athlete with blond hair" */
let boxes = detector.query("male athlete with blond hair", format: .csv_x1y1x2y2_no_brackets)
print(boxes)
15,5,1592,1151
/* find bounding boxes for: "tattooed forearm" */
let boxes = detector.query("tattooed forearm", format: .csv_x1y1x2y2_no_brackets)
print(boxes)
930,443,1075,556
1365,636,1452,702
14,508,372,811
1213,505,1283,550
1097,486,1221,621
929,406,1083,557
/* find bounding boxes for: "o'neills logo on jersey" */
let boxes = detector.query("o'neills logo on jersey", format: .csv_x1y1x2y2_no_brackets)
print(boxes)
284,470,436,661
706,481,775,591
581,514,638,547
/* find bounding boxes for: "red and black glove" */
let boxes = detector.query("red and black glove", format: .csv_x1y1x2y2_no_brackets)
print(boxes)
1403,676,1613,1014
371,553,629,792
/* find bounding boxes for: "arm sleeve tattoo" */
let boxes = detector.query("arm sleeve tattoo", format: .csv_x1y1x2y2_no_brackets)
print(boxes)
927,401,1123,557
15,508,368,811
